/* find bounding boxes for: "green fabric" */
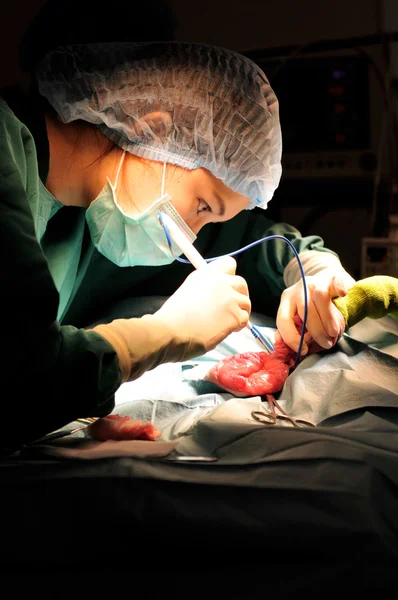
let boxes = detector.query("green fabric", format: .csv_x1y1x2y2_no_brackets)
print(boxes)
0,93,120,450
40,207,95,321
333,276,398,329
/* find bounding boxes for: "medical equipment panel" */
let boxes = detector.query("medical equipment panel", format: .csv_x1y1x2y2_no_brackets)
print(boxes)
245,53,378,180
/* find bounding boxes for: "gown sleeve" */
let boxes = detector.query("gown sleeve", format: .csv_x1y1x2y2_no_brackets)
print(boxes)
0,98,121,450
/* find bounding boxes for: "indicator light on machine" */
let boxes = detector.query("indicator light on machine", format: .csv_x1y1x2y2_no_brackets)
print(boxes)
332,70,346,80
334,103,346,114
329,85,345,96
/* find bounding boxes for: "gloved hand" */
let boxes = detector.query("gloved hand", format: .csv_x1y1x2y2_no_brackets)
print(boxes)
92,256,251,382
333,275,398,329
276,268,356,355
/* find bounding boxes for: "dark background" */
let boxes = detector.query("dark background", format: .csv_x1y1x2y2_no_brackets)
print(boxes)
1,0,398,279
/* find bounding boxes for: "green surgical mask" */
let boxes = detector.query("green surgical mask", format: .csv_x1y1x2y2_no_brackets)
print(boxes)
86,153,196,267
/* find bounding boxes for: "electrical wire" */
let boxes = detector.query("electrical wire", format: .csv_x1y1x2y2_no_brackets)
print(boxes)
162,223,308,367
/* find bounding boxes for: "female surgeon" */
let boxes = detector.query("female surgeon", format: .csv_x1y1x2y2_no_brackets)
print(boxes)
0,41,354,450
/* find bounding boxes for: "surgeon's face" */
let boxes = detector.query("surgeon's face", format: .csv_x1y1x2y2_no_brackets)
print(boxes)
121,156,251,234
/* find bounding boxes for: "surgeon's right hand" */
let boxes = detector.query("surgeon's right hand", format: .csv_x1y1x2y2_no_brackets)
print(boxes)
91,256,251,383
155,255,251,348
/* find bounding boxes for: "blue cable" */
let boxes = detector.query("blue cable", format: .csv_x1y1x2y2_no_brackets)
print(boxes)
160,216,308,368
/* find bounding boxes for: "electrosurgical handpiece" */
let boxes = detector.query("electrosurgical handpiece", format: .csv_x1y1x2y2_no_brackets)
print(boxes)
160,212,209,270
159,212,274,352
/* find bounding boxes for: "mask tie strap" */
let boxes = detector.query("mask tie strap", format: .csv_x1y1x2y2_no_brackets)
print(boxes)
161,162,167,196
112,150,126,191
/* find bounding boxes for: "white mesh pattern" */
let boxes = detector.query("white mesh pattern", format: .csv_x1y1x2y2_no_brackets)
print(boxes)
36,41,282,208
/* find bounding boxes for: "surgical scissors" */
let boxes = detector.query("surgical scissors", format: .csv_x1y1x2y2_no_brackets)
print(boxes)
251,394,316,428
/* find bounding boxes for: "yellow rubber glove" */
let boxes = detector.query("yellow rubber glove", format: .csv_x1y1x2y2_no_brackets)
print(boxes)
333,275,398,331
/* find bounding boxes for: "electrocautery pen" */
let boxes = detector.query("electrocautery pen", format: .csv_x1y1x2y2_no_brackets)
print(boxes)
159,212,274,352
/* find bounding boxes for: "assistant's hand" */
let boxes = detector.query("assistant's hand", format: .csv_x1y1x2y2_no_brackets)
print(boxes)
333,275,398,328
275,269,355,355
154,255,251,352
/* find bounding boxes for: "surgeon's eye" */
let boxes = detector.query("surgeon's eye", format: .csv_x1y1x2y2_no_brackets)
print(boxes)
197,198,212,214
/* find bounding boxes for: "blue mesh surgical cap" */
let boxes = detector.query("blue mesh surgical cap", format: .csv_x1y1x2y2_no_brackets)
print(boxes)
35,41,282,209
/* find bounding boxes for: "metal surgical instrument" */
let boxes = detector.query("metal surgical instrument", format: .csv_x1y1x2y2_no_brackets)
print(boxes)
251,393,316,428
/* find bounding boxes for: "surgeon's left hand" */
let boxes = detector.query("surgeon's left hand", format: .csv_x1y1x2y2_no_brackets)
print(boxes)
275,269,356,355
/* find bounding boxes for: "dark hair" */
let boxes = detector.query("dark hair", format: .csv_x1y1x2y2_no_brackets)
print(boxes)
19,0,178,74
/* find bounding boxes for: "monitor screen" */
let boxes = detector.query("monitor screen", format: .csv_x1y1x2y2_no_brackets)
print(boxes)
253,55,370,153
